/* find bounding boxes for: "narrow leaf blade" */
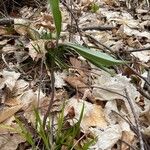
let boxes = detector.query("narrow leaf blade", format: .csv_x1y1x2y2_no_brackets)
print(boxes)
48,0,62,38
63,43,126,66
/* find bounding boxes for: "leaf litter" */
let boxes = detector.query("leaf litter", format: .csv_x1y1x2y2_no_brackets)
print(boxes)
0,0,150,149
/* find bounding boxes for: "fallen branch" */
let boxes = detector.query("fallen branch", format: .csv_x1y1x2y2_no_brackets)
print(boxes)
0,18,14,25
82,25,116,31
124,88,144,150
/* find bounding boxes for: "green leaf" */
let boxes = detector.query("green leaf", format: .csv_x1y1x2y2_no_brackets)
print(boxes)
48,0,62,38
90,3,100,13
62,43,126,67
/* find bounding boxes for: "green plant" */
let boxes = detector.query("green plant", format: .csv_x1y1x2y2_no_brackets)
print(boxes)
14,0,126,149
14,104,95,150
45,0,125,70
90,3,100,13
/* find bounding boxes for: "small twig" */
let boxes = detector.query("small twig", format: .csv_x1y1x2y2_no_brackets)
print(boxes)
43,67,55,128
37,56,45,107
137,86,150,100
126,47,150,53
61,1,86,45
119,139,137,150
70,133,88,150
82,25,116,31
85,34,113,54
78,85,127,99
124,88,144,150
0,18,14,25
112,110,138,136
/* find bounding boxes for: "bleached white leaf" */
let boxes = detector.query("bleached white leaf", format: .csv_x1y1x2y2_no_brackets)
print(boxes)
131,44,150,62
92,74,141,123
17,89,36,108
0,71,20,91
14,19,30,36
54,71,66,88
90,124,122,150
13,79,29,96
123,25,150,39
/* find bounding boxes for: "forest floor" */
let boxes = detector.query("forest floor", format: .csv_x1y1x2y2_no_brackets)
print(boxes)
0,0,150,149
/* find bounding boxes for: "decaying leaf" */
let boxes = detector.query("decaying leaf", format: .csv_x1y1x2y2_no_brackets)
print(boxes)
26,39,48,60
0,105,22,123
64,76,95,102
121,131,135,150
0,134,25,150
14,19,30,36
0,71,20,91
90,124,122,150
65,98,107,131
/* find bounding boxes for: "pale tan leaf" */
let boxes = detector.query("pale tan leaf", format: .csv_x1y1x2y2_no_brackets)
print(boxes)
65,98,107,131
90,124,122,149
0,105,22,123
0,134,25,150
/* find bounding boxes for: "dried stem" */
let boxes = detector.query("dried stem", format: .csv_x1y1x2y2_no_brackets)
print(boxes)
61,1,86,45
43,67,55,129
124,88,144,150
126,47,150,53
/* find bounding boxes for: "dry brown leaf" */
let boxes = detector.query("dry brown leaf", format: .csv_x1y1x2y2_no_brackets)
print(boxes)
0,105,22,123
0,27,10,35
64,76,95,102
121,131,135,150
0,134,25,150
27,39,48,60
14,19,30,36
65,98,107,131
5,98,21,106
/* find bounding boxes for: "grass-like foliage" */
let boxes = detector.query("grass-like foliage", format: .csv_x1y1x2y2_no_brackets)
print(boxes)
15,0,126,149
15,104,95,149
45,0,125,71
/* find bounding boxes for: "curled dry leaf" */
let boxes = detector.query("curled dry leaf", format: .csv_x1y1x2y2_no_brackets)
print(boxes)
65,98,107,131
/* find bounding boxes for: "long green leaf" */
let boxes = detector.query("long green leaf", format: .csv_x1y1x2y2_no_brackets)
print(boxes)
48,0,62,38
62,43,126,67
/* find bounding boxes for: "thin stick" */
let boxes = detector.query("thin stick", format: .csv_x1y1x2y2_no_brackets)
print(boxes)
126,47,150,53
37,56,45,107
137,86,150,100
70,133,88,150
43,67,55,128
82,25,116,31
61,1,86,45
124,88,144,150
